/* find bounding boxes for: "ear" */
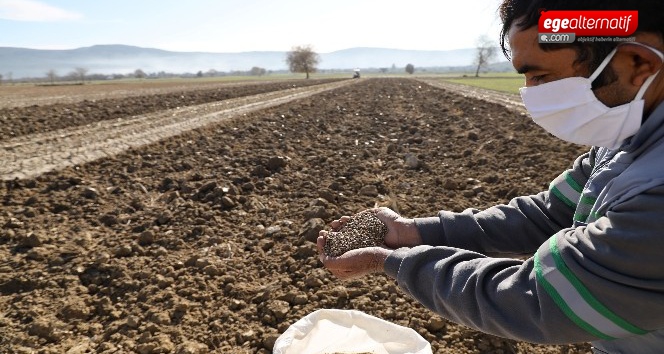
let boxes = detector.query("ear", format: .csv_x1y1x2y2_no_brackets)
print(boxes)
617,43,663,87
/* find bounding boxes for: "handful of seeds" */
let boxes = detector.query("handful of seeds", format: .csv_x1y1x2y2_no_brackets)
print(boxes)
323,210,388,257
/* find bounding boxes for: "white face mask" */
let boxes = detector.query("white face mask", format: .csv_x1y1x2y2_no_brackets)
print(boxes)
520,43,663,149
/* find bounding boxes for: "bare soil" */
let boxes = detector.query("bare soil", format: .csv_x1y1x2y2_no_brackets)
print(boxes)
0,79,341,140
0,80,355,181
0,78,591,353
0,80,341,109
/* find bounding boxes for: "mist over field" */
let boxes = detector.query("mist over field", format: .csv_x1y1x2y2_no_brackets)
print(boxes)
0,44,510,79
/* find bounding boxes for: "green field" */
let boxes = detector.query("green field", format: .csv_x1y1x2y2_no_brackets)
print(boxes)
105,73,527,95
15,71,527,95
440,73,524,94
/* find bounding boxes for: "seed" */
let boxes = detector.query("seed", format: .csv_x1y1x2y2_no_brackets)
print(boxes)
323,210,388,257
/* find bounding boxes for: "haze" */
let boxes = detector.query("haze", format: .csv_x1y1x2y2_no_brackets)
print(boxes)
0,0,504,53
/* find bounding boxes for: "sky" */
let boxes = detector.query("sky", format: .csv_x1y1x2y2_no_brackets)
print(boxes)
0,0,505,53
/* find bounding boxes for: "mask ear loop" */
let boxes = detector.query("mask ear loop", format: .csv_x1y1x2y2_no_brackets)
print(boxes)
589,48,618,82
589,42,664,100
635,70,660,100
631,44,664,100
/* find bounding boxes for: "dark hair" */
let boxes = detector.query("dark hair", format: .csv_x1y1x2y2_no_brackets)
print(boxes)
498,0,664,86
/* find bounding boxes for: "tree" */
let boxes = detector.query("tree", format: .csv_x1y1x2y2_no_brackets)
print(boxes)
134,69,146,79
46,69,57,84
474,35,497,77
0,74,2,86
74,67,88,83
286,45,320,79
196,70,204,78
250,66,267,76
405,63,415,75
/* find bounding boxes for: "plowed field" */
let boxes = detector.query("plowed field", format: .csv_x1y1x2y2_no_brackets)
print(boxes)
0,78,590,353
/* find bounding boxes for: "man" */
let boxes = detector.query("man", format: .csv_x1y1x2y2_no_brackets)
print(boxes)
317,1,664,353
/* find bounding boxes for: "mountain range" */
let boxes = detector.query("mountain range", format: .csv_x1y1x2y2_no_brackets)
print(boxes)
0,44,511,79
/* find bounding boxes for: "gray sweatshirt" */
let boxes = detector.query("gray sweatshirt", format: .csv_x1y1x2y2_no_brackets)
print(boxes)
385,102,664,354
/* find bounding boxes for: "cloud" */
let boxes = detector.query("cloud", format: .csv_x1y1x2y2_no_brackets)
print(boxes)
0,0,82,21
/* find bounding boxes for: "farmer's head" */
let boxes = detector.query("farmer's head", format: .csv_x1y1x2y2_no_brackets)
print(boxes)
499,0,664,114
498,0,664,148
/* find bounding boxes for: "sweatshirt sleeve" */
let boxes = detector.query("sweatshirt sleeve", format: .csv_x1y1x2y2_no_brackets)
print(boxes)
414,150,594,256
384,185,664,344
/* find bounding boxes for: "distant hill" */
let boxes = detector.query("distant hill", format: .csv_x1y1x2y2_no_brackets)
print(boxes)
0,44,511,79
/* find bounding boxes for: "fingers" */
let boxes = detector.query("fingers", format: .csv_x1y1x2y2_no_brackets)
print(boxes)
317,234,350,273
373,207,399,223
329,215,351,231
317,244,393,280
317,235,346,269
329,209,397,231
318,210,398,280
317,234,345,271
370,206,390,213
316,234,327,263
329,209,399,229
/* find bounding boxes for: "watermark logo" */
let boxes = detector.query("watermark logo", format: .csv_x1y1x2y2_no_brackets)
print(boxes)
539,33,575,44
538,10,638,44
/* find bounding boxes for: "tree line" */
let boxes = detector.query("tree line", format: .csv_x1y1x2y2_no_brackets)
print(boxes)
285,45,420,78
284,37,496,79
1,37,496,84
1,67,277,85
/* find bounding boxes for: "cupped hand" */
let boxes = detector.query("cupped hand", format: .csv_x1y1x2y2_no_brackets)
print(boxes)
317,234,393,280
317,207,421,280
326,207,422,248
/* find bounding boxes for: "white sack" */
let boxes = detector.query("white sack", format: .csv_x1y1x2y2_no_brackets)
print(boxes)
273,309,432,354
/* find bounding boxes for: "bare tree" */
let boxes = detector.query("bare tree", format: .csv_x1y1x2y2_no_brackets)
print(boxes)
74,67,88,83
474,35,497,77
405,63,415,75
46,69,57,84
286,45,320,79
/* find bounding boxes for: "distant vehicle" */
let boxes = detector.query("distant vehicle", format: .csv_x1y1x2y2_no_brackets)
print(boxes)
352,69,360,79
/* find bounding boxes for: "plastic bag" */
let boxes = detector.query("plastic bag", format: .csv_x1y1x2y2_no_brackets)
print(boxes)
273,309,432,354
